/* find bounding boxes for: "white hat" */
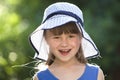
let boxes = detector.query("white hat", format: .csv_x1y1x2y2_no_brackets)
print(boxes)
29,2,100,61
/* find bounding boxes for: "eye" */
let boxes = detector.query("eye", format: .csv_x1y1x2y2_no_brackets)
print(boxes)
53,36,60,39
68,34,76,38
69,35,74,38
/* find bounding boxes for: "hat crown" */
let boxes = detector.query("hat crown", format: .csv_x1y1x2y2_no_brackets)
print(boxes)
42,2,84,22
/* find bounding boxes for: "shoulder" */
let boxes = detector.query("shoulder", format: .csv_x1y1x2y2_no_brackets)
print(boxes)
98,68,105,80
87,63,104,80
32,69,48,80
33,74,38,80
87,63,100,70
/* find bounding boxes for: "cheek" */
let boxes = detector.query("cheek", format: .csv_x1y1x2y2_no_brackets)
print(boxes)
72,38,81,45
47,40,59,49
71,38,81,48
74,41,80,47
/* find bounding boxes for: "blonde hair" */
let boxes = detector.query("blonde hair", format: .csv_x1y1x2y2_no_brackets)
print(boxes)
44,22,87,66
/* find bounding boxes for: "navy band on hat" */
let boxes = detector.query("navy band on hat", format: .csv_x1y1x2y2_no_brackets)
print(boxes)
42,11,84,27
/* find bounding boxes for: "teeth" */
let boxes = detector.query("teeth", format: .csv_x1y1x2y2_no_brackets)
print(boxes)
59,49,70,52
62,50,68,51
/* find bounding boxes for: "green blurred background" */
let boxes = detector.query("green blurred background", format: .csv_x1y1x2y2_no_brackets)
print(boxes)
0,0,120,80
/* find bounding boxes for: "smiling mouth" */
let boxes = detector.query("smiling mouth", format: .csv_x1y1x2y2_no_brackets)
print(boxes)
59,49,71,56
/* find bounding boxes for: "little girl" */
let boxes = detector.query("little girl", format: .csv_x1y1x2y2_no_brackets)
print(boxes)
29,2,104,80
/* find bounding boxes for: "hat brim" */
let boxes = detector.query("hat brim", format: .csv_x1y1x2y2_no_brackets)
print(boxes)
29,15,100,61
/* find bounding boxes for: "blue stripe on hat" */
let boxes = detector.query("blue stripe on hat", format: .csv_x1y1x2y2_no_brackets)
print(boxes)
42,11,84,27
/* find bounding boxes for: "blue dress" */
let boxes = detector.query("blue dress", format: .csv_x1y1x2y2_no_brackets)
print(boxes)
37,64,99,80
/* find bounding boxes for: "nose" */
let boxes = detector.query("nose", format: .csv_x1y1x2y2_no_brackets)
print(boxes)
60,37,68,47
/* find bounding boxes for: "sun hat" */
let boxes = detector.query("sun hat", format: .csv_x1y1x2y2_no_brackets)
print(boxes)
29,2,100,61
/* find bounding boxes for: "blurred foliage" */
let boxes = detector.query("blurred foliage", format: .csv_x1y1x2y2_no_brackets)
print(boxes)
0,0,120,80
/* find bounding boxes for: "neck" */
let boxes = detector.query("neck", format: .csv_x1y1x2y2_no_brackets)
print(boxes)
51,58,82,68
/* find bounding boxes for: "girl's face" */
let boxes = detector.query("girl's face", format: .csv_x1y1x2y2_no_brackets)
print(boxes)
45,31,81,63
